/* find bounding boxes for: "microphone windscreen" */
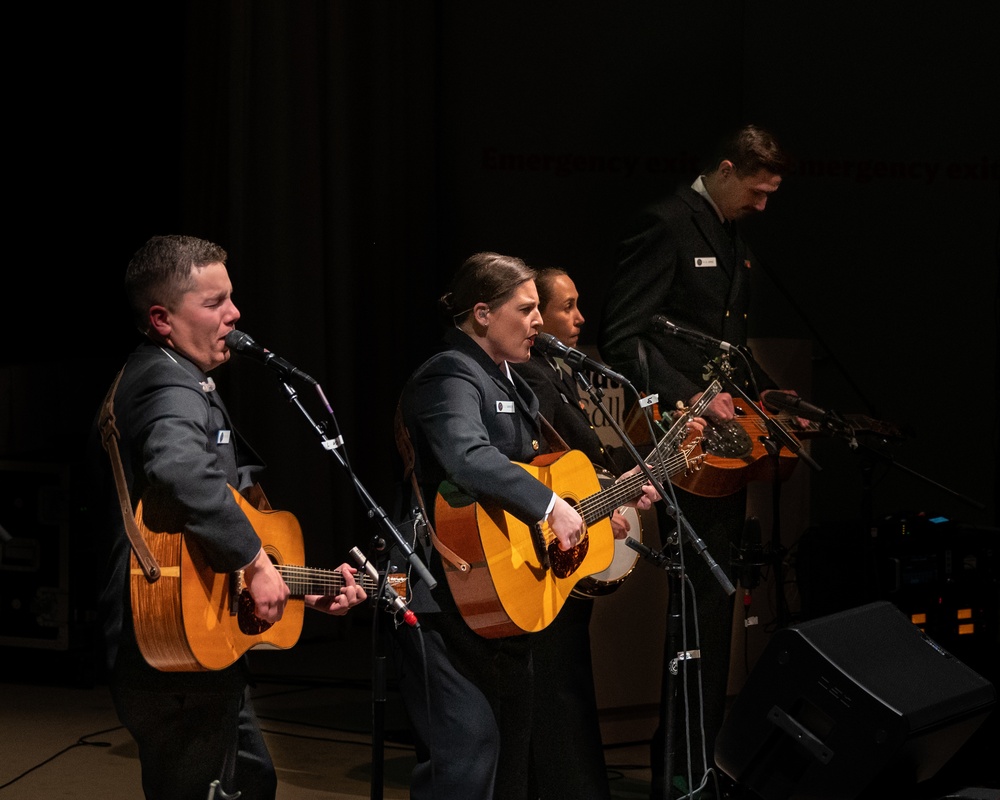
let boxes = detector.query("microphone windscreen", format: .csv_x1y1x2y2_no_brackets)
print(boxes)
533,332,563,356
225,330,254,351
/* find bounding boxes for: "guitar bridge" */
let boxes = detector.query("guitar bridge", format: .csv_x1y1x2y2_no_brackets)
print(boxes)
531,522,551,571
229,571,245,617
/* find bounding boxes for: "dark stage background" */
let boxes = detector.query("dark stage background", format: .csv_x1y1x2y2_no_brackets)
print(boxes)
2,2,997,697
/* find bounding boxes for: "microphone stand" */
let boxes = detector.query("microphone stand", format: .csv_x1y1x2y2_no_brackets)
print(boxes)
275,378,436,591
273,376,433,800
573,369,734,798
712,354,821,629
627,534,689,799
573,371,735,597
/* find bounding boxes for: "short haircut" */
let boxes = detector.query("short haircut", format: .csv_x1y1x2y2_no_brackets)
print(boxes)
706,124,789,177
125,235,227,331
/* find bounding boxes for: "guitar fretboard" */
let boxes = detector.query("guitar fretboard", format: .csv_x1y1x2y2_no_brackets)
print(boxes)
577,448,693,524
574,381,720,525
742,411,899,440
274,565,382,598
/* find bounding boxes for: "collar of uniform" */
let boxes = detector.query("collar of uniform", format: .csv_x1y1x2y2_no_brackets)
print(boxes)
692,175,726,224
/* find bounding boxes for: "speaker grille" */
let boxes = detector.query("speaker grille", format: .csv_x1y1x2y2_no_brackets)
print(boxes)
716,601,996,799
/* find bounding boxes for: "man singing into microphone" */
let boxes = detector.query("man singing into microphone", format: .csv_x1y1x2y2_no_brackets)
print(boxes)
598,125,799,800
88,235,367,800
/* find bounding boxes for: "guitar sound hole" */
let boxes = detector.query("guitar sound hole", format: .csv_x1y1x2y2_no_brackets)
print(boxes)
701,420,753,458
238,590,274,635
547,535,589,579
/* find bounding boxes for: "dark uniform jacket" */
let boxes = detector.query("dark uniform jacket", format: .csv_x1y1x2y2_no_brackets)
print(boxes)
512,348,634,476
91,340,264,689
599,184,776,405
399,327,554,613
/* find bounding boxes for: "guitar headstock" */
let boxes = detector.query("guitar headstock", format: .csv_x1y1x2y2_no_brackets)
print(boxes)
796,413,905,441
841,414,905,440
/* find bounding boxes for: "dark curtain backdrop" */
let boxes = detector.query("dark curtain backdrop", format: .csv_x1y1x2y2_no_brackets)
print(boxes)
3,2,998,653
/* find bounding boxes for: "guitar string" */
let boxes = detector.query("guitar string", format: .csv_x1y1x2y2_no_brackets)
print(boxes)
540,379,722,541
553,405,848,545
574,450,691,525
272,566,381,595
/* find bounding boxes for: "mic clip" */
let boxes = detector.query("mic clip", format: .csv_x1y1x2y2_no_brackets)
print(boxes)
350,547,419,628
701,353,735,383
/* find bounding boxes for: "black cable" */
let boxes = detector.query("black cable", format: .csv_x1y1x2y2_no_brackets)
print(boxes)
0,724,122,791
256,723,414,751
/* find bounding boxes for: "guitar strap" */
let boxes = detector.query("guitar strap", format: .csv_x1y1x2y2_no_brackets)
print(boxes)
393,402,470,573
537,412,570,453
392,396,567,572
98,366,162,583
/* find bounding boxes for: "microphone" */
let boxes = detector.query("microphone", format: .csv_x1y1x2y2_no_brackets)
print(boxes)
350,547,419,628
225,330,317,384
761,390,834,424
533,332,632,386
650,315,737,353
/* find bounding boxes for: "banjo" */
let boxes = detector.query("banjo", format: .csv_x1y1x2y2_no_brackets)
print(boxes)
572,381,719,597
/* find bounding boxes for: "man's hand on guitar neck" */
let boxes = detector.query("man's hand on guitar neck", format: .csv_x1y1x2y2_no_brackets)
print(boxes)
760,389,813,430
690,390,736,423
307,564,368,616
692,388,812,430
243,547,291,623
610,464,662,540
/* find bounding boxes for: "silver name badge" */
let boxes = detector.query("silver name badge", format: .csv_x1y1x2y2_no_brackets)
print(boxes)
496,401,515,414
217,430,232,444
695,257,717,267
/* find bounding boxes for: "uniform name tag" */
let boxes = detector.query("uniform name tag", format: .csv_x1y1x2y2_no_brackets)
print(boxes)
695,257,717,267
496,401,515,414
217,430,231,444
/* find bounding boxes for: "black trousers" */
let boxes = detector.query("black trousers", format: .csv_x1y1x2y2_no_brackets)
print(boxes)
112,682,275,800
529,594,611,800
393,611,533,800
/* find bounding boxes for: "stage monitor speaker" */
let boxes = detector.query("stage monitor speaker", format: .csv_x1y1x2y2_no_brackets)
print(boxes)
715,601,996,799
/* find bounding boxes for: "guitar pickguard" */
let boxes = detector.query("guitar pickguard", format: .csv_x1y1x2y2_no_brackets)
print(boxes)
700,418,754,458
237,590,274,636
546,534,590,579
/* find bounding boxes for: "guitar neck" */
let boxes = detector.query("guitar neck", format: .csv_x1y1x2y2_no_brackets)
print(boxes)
586,384,724,522
575,377,719,523
577,446,692,525
274,565,382,598
766,411,899,440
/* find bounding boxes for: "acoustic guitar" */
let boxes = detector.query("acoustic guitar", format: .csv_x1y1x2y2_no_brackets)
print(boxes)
130,485,404,672
432,386,715,637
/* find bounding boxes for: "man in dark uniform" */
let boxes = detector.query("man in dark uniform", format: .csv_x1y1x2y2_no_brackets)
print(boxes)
598,124,793,799
90,235,366,800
